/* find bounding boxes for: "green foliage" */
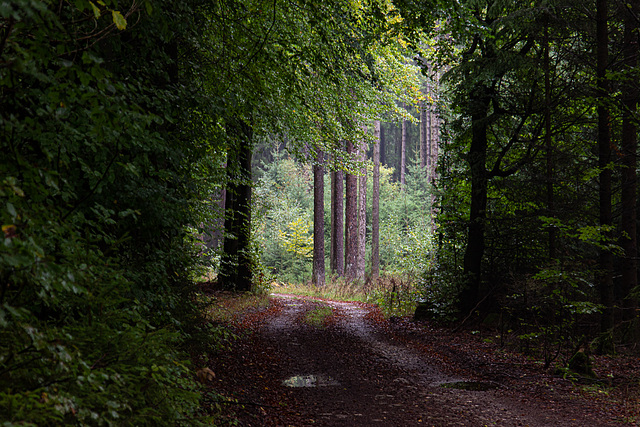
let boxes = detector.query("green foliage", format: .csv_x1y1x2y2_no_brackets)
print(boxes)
378,163,434,275
367,276,419,318
507,262,601,369
254,154,315,283
277,217,315,260
254,149,436,285
0,0,224,423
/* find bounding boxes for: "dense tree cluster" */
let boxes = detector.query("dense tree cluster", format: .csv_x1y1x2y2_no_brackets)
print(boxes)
397,0,640,357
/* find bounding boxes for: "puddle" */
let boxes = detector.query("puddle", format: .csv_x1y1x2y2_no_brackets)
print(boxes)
283,374,339,387
440,381,499,391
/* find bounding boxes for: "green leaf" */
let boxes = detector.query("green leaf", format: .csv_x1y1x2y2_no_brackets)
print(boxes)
6,201,16,219
89,1,100,18
112,10,126,30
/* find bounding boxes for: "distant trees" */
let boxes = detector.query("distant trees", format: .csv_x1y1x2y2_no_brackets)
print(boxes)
345,139,359,281
357,133,368,281
313,153,325,287
330,158,345,277
371,120,382,279
214,0,420,290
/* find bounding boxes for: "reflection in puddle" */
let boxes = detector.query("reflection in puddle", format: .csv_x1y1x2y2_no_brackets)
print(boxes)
283,374,339,387
440,381,499,391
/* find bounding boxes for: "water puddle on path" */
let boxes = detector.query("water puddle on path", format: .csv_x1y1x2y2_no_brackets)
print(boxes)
283,374,339,388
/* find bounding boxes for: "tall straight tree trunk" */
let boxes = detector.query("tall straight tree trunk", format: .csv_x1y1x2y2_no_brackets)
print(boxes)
357,131,367,281
313,152,325,287
620,1,638,341
401,114,407,189
420,100,427,168
220,117,253,292
429,70,440,185
345,139,358,281
427,104,433,176
330,166,335,272
460,88,490,315
330,164,344,277
596,0,615,344
544,23,556,260
380,124,386,167
371,120,381,279
395,123,401,182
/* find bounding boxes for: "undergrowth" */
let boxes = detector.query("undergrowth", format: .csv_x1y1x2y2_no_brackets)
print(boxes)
272,275,419,318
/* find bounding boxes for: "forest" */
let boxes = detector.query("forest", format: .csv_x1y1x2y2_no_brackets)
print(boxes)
1,0,639,424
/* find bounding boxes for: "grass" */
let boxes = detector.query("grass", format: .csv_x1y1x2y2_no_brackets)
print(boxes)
205,291,271,323
271,274,419,318
304,307,334,328
271,279,369,302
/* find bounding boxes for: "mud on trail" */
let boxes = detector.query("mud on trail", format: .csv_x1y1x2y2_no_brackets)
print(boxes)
207,294,632,426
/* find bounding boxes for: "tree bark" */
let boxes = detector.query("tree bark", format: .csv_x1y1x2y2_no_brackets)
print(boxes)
313,152,325,287
345,139,358,281
330,166,344,277
460,87,490,315
620,0,638,342
330,166,335,272
357,130,367,282
544,22,556,260
401,114,407,189
380,124,386,167
420,101,427,169
220,117,253,292
596,0,615,343
371,120,381,279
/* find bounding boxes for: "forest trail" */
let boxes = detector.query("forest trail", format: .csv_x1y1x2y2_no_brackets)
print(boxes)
209,294,627,426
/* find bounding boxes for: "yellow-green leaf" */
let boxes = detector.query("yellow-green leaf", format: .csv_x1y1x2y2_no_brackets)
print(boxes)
112,10,126,30
89,1,101,18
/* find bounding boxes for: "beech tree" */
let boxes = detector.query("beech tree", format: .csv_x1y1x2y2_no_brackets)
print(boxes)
619,0,639,341
220,118,253,291
596,0,615,343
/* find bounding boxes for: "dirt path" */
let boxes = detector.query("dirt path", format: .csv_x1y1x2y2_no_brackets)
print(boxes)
209,294,629,426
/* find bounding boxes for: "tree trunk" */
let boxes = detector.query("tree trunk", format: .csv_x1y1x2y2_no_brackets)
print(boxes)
371,120,381,279
330,166,345,277
620,0,638,342
401,114,407,189
596,0,615,345
357,131,367,282
330,167,335,272
220,117,253,292
313,153,325,287
460,89,490,315
380,124,386,167
345,139,358,281
420,101,427,169
544,23,556,260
